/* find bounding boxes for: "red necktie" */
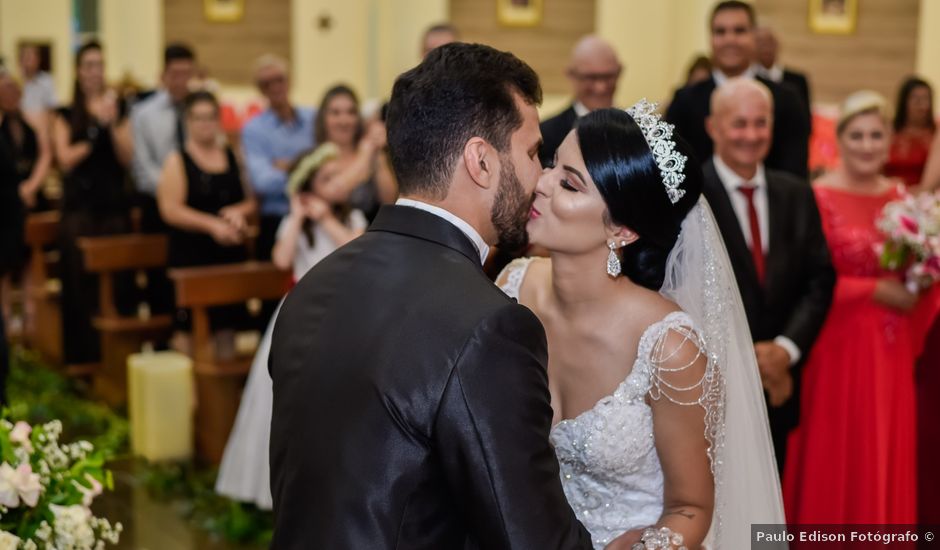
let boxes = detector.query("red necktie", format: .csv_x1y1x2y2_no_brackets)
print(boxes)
737,185,765,284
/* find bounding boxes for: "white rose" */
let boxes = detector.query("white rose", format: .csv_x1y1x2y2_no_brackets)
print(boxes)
0,530,20,550
0,464,20,508
10,464,42,507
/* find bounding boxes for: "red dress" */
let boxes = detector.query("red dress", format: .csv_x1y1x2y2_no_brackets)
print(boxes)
885,130,935,187
783,185,918,525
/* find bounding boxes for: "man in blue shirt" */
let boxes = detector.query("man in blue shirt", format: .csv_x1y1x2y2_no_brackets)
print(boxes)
241,54,315,260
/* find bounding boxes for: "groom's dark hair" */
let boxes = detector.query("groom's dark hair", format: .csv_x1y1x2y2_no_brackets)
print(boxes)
386,42,542,200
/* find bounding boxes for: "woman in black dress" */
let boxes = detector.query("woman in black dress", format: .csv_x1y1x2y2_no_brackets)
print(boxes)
0,69,51,211
157,91,256,330
51,40,133,366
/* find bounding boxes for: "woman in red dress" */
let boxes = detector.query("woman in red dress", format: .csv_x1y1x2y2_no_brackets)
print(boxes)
784,91,926,525
885,77,935,187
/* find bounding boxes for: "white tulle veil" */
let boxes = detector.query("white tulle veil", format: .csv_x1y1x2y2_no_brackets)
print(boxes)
658,197,787,548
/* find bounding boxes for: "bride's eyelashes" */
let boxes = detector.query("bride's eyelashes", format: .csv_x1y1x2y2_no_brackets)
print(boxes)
560,178,578,192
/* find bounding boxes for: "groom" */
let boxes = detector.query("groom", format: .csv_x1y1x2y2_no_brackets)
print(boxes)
268,43,592,549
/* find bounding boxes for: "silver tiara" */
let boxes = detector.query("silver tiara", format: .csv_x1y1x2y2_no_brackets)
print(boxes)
625,99,687,204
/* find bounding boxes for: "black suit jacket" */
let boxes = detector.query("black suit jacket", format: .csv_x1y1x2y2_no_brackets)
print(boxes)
539,105,578,166
269,205,591,550
781,68,812,133
666,75,811,178
702,160,834,431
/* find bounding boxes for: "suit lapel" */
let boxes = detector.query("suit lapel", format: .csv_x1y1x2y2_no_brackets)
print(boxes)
763,174,789,297
702,161,761,287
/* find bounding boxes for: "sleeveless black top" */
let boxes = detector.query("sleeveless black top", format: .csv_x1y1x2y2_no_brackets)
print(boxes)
56,103,129,215
167,146,248,268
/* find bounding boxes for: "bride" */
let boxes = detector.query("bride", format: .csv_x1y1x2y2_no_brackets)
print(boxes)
498,101,785,549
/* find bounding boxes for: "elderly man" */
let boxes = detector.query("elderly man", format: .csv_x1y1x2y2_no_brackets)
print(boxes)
132,43,197,232
755,25,812,129
703,77,834,472
538,35,622,165
241,54,315,260
421,23,459,58
666,0,810,177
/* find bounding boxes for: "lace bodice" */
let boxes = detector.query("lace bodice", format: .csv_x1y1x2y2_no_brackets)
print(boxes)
499,258,705,548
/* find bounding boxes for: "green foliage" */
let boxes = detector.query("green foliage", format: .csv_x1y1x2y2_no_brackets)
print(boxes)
7,348,272,546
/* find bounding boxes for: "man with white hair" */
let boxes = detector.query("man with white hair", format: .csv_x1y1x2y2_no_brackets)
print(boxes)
538,35,622,165
241,54,315,260
703,77,833,472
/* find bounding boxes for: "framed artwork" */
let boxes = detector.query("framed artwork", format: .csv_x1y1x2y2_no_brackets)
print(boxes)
203,0,245,23
808,0,858,35
497,0,543,27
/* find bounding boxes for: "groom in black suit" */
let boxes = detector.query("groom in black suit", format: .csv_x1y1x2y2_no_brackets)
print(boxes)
702,77,834,472
268,43,591,549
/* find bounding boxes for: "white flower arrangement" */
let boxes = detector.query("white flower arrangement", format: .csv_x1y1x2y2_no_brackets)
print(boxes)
0,418,121,549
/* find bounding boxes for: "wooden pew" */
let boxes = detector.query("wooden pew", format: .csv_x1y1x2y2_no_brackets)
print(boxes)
169,262,290,464
23,211,62,365
78,234,173,406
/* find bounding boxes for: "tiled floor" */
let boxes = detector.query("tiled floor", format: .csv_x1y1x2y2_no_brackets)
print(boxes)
94,464,264,550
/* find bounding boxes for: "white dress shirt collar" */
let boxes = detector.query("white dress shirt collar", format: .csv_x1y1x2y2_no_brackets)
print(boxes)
757,63,784,83
712,65,758,87
573,101,590,118
713,154,767,194
395,198,490,264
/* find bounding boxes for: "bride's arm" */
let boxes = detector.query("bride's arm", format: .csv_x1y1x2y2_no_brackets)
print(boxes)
610,326,714,550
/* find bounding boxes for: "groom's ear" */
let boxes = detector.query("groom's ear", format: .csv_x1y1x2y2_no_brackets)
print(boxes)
463,137,495,190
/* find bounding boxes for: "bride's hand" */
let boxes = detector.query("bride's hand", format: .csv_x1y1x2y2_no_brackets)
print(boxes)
604,528,643,549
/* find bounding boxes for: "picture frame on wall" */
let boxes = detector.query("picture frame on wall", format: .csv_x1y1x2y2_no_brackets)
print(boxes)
203,0,245,23
808,0,858,35
497,0,543,27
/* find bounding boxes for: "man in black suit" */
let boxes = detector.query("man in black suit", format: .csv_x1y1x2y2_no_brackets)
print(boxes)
665,1,810,178
268,43,592,549
538,35,622,166
702,77,834,472
755,25,812,131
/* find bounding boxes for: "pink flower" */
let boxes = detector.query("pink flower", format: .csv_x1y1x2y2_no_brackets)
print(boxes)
72,474,103,507
0,463,42,508
9,422,32,453
900,215,920,234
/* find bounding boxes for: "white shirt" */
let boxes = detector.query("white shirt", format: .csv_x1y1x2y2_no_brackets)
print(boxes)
712,155,801,365
573,101,590,118
131,90,181,196
712,65,758,87
757,63,784,84
21,72,57,115
277,209,368,279
395,198,490,265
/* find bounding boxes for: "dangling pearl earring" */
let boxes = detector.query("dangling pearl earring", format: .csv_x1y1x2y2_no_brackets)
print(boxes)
606,241,621,277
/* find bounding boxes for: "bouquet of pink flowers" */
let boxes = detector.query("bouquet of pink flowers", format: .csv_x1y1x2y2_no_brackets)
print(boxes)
876,186,940,292
0,417,121,550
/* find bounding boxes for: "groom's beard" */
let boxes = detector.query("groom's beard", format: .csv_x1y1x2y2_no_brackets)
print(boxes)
491,153,532,253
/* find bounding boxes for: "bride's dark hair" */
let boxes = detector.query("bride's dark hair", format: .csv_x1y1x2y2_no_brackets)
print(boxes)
576,108,703,290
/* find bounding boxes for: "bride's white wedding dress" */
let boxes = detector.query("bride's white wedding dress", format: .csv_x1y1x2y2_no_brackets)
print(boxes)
499,199,787,549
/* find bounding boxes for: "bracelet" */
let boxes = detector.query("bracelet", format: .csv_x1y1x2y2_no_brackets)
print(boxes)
630,526,687,550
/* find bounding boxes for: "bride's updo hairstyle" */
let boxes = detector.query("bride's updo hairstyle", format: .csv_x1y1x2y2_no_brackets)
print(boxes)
576,108,703,290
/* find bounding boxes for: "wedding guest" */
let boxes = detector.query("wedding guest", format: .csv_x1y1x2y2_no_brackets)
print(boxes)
885,77,935,187
922,130,940,191
312,84,397,221
0,98,25,404
703,78,834,472
666,0,810,178
52,40,134,366
157,91,256,330
685,55,712,87
131,43,197,232
0,68,51,211
539,35,622,165
241,54,315,260
421,23,459,58
755,25,812,130
784,91,935,524
215,143,366,509
18,43,57,116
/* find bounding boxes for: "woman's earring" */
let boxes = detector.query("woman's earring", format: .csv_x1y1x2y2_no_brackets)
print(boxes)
606,242,621,278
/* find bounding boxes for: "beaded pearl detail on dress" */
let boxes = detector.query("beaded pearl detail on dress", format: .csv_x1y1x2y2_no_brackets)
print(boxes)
499,258,707,549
